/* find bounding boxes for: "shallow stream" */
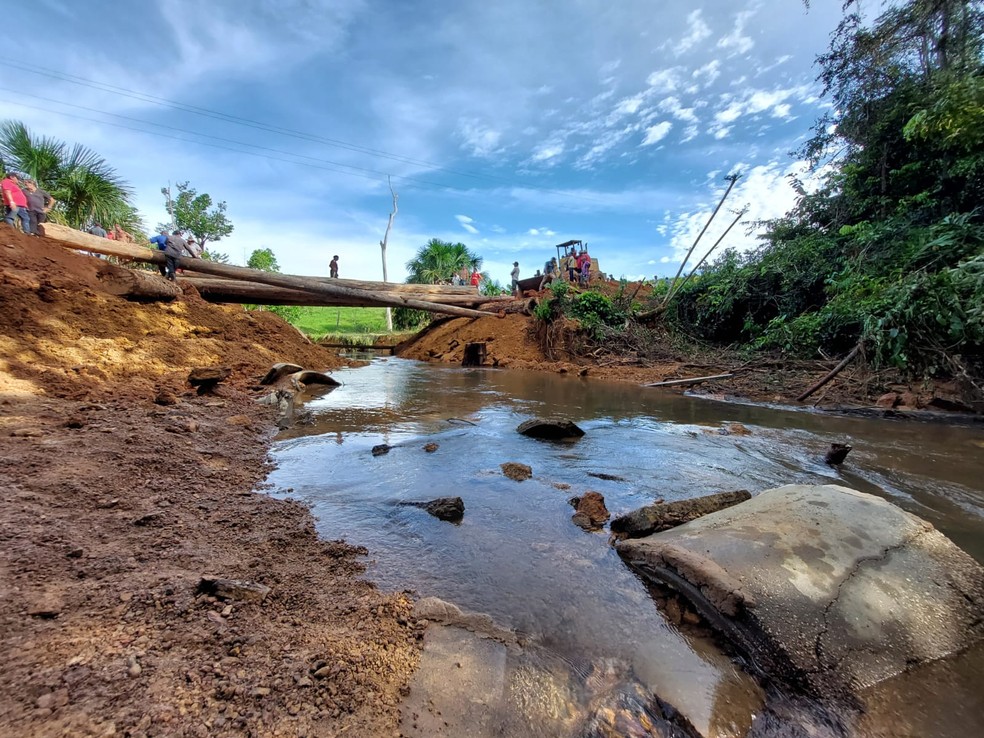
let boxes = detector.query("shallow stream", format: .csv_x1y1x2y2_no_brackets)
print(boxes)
267,358,984,737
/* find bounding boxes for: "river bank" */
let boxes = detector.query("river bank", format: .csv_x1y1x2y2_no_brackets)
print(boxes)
0,229,420,737
395,312,982,418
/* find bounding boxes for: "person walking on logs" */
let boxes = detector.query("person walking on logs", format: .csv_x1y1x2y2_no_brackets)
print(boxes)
162,230,189,282
2,172,32,234
23,179,55,236
329,255,339,278
511,261,521,295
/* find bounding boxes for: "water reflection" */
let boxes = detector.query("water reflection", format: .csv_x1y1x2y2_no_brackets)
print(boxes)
268,359,984,736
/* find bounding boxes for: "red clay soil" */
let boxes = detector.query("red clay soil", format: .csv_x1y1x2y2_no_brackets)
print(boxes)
397,309,982,415
0,228,421,737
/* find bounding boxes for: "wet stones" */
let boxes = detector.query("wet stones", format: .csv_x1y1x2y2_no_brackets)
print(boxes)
423,443,439,453
372,444,391,457
570,492,610,531
403,497,465,523
501,462,532,481
610,490,751,539
824,443,852,465
516,418,585,440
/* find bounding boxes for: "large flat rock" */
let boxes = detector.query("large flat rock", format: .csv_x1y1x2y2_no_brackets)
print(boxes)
617,484,984,698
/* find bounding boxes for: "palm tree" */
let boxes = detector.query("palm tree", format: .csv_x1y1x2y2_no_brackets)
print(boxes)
0,120,142,233
405,238,482,284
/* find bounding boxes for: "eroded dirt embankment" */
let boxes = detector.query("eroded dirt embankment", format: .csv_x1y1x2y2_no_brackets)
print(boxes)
398,310,981,415
0,229,420,738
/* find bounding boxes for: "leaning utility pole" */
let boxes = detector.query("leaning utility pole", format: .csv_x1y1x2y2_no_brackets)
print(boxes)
379,176,398,332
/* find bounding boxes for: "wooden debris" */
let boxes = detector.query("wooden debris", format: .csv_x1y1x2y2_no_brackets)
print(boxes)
643,373,734,388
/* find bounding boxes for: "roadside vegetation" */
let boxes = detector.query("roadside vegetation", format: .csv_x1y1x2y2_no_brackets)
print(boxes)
535,0,983,394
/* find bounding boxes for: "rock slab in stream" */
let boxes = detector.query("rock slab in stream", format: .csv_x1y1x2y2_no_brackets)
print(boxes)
516,418,585,440
610,490,751,539
616,484,984,700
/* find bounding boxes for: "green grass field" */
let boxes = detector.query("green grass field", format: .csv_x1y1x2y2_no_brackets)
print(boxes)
292,306,390,338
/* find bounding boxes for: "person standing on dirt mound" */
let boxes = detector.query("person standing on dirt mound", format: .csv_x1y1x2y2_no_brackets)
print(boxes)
470,268,481,287
23,179,55,236
2,172,32,234
510,261,521,295
329,255,339,278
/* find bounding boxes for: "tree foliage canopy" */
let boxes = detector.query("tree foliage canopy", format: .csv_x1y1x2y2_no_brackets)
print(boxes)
165,181,234,250
405,238,482,284
0,120,141,233
665,0,984,384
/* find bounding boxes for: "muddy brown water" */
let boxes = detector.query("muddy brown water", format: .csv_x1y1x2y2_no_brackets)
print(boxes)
267,359,984,737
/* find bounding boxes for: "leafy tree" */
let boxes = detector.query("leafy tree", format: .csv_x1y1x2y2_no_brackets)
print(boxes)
164,181,234,251
405,238,482,284
247,247,279,272
666,0,984,385
0,120,141,232
244,247,299,324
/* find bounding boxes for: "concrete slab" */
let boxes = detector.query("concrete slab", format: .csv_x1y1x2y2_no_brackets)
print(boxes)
616,484,984,698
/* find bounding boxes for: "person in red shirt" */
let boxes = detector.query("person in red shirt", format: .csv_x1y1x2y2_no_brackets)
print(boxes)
2,172,32,234
470,269,481,287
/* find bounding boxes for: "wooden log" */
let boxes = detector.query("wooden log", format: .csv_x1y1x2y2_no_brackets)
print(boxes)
94,261,182,301
181,269,481,296
643,373,734,388
182,278,500,307
42,223,496,318
796,344,861,402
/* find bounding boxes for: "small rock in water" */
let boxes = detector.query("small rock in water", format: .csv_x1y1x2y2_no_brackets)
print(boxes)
423,442,439,453
371,444,391,457
516,418,585,440
570,491,610,531
824,443,852,465
423,497,464,522
501,462,532,481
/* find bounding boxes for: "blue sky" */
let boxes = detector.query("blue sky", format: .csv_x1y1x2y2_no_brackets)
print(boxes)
4,0,844,283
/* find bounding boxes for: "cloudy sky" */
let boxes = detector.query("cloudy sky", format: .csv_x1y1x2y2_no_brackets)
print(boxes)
4,0,843,283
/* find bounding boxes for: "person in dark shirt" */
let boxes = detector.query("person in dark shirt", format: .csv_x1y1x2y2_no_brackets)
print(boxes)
329,255,339,278
88,223,108,238
149,231,169,277
22,179,55,236
162,230,189,281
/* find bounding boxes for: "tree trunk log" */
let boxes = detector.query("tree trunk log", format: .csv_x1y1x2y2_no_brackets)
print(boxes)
183,278,503,307
94,262,182,301
42,223,497,318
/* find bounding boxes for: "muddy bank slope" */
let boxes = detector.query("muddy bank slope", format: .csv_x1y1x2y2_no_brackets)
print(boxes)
0,229,420,737
397,311,979,414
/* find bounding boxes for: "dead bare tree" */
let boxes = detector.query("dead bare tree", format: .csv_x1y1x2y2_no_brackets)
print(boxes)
379,176,398,331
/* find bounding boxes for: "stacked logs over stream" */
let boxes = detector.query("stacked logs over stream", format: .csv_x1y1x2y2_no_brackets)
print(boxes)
41,223,509,317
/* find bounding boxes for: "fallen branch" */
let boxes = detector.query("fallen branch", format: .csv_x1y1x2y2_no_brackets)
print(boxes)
795,344,861,402
643,373,734,388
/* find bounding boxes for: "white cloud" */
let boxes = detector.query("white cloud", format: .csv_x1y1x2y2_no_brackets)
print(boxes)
662,160,825,268
528,228,540,235
531,141,565,162
717,9,756,55
457,119,503,157
659,97,699,124
642,122,673,145
456,214,479,234
693,60,721,86
672,10,712,55
646,67,684,93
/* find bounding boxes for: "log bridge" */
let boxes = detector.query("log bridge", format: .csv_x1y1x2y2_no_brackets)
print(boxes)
41,223,507,319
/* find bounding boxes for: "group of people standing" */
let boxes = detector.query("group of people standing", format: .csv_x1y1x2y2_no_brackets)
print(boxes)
87,222,135,243
2,171,55,236
451,266,483,287
539,245,592,289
